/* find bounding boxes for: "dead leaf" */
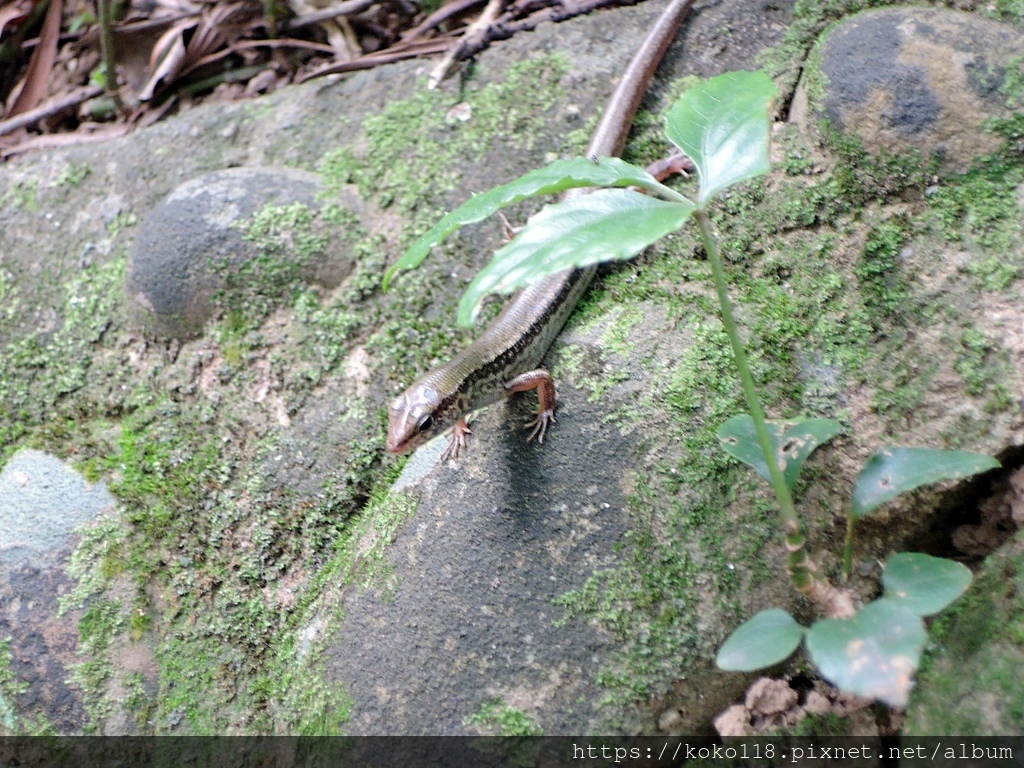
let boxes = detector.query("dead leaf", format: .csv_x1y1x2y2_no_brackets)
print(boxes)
139,1,260,101
139,16,193,101
0,0,34,39
7,0,63,118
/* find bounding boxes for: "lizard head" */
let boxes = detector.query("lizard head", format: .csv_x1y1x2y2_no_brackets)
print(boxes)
386,384,446,454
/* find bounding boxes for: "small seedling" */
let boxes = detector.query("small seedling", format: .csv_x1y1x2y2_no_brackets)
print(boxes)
716,434,992,707
389,71,998,710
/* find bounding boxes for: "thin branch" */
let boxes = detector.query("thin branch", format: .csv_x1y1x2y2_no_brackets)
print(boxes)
280,0,377,32
428,0,504,88
296,35,452,82
401,0,487,42
0,85,103,137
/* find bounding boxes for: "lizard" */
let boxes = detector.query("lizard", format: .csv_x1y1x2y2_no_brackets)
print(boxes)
386,0,695,457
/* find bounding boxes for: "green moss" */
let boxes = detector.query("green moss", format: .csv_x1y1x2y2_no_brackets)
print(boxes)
155,635,243,733
0,181,38,211
319,55,569,221
0,256,124,458
0,638,29,734
990,0,1024,23
214,201,343,336
68,599,124,732
240,201,329,261
56,163,92,188
777,128,818,176
930,171,1022,254
870,357,933,421
465,700,543,736
252,632,353,735
855,218,908,322
52,393,376,733
319,485,417,599
59,518,127,614
907,536,1024,735
781,711,855,736
106,211,136,238
824,125,936,204
0,269,19,328
999,54,1024,107
954,327,1013,413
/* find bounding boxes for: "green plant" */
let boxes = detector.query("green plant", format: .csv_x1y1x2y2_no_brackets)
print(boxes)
387,71,999,708
715,438,994,706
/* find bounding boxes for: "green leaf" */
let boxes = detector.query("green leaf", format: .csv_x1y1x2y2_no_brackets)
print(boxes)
851,448,999,518
384,157,667,288
665,70,777,206
456,189,695,325
806,598,927,708
716,608,804,672
718,416,841,491
882,552,972,617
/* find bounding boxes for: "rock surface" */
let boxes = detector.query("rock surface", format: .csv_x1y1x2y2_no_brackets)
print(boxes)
126,167,362,338
0,0,1022,739
792,6,1024,174
0,451,116,733
905,477,1024,735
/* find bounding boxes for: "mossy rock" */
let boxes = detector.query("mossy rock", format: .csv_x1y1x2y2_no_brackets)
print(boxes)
905,530,1024,735
126,167,363,339
791,6,1024,175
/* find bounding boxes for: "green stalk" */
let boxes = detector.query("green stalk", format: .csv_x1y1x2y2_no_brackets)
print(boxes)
694,208,816,591
97,0,124,113
841,515,855,581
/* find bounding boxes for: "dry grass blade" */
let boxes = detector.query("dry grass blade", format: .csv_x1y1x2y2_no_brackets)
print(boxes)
400,0,487,42
189,36,336,72
296,34,451,82
6,0,62,118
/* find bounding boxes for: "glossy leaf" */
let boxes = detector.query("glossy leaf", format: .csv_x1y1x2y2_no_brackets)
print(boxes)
716,608,805,672
851,448,999,519
457,189,695,325
665,71,777,205
806,598,926,708
718,416,841,491
882,552,972,617
384,157,667,288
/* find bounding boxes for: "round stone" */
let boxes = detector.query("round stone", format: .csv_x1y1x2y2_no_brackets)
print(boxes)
792,7,1024,174
125,166,361,339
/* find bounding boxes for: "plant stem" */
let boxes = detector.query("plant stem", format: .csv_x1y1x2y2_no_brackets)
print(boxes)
98,0,124,114
841,515,855,581
694,208,817,591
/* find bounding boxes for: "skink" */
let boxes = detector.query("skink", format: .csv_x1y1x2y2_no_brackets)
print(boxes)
386,0,695,456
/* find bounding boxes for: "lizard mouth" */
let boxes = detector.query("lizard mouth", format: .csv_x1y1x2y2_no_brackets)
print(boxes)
386,432,421,454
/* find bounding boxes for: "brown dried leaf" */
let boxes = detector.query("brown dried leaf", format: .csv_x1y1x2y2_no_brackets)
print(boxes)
138,15,194,101
0,0,34,39
7,0,63,118
140,1,259,99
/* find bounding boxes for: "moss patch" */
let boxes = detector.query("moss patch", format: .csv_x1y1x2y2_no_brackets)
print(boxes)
465,700,544,736
906,533,1024,735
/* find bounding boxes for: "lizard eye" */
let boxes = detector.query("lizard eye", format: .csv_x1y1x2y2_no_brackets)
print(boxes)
416,415,434,433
